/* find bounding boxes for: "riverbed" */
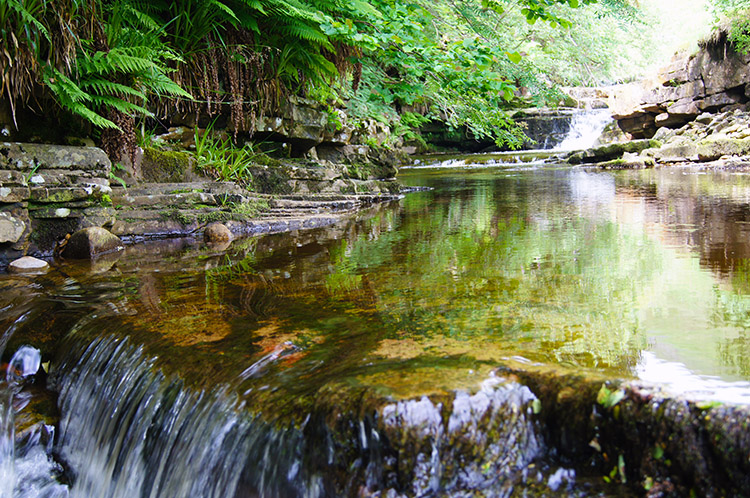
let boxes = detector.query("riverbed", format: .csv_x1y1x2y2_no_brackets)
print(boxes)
4,158,750,496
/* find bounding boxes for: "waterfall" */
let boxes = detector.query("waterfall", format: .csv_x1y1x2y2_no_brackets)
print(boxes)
44,325,548,497
554,109,613,151
0,346,62,498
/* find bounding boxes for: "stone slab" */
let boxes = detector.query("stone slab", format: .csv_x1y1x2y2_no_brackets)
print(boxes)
0,143,110,172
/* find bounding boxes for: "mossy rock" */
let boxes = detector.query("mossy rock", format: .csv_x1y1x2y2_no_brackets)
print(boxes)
247,166,295,194
696,137,750,161
569,139,662,164
651,142,699,162
61,226,124,259
596,156,655,169
141,148,197,183
344,162,398,180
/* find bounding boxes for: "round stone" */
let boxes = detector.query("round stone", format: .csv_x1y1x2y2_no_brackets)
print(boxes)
204,223,232,244
8,256,49,274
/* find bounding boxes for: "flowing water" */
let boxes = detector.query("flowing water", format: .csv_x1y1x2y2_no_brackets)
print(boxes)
554,109,612,151
4,161,750,495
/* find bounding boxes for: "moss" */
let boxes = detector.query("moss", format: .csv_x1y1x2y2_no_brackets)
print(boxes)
28,217,80,250
142,148,194,183
100,193,113,206
231,198,270,218
159,209,193,225
169,188,203,194
197,210,233,224
249,167,294,194
696,137,750,161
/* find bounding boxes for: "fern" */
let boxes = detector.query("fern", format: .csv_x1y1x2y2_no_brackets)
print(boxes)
81,78,148,100
139,71,193,98
6,0,50,43
278,21,333,47
44,66,119,129
90,95,153,116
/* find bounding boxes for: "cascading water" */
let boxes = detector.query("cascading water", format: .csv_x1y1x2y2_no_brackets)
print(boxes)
45,325,549,498
0,345,66,498
554,108,613,151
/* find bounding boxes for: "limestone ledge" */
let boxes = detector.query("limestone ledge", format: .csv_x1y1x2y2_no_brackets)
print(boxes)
0,142,404,269
609,39,750,138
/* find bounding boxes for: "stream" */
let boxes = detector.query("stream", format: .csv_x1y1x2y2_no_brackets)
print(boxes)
4,157,750,495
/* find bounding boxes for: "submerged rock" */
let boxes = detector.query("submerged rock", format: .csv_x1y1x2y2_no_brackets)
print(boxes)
60,227,124,259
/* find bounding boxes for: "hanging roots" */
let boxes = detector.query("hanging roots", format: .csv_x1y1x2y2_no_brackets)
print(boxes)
101,109,136,166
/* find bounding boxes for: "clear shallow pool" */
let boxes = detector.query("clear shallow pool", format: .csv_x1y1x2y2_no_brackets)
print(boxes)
4,160,750,496
398,162,750,403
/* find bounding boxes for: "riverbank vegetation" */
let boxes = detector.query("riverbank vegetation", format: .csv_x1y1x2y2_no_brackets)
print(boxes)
0,0,722,159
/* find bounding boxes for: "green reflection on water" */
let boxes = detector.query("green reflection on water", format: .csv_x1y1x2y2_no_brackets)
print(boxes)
10,166,750,402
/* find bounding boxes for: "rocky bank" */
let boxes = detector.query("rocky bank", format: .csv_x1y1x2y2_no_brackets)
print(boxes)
563,35,750,171
0,94,413,269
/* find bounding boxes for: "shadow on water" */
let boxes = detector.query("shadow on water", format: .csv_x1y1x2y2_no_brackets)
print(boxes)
7,165,750,495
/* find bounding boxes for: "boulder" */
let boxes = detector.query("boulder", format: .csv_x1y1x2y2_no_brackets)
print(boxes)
61,227,124,259
650,143,699,163
0,143,110,173
204,222,232,244
8,256,49,274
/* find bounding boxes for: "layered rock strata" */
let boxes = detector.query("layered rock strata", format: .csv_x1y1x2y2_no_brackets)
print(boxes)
610,40,750,138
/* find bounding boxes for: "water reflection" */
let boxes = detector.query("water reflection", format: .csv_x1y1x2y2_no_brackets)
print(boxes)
7,166,750,406
395,166,750,401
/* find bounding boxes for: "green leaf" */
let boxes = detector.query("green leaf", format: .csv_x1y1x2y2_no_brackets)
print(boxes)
531,399,542,414
506,51,522,64
568,0,580,7
597,384,626,409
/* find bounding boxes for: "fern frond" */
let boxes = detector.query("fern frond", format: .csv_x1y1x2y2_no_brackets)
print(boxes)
139,71,193,99
44,67,90,103
121,3,163,32
206,0,241,25
80,48,158,76
43,66,118,129
275,20,332,48
90,95,154,116
81,78,148,99
264,0,323,23
69,104,120,129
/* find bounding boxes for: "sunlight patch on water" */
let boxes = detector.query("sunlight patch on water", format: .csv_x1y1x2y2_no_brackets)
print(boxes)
636,351,750,404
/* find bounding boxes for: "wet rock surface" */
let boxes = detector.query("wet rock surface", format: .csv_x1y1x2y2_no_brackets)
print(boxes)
7,256,49,273
0,141,403,269
203,222,232,243
60,227,124,259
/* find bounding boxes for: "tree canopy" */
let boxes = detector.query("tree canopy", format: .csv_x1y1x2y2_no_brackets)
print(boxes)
0,0,712,152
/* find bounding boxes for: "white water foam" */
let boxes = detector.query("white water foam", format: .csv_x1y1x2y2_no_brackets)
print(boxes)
555,109,613,151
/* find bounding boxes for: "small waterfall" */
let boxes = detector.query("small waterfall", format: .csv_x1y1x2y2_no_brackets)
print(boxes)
45,324,550,497
0,382,13,498
48,332,321,498
0,345,57,498
555,109,613,151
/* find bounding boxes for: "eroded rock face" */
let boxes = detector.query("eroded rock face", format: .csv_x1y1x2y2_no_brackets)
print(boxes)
0,211,26,243
61,227,124,259
0,142,111,176
610,40,750,138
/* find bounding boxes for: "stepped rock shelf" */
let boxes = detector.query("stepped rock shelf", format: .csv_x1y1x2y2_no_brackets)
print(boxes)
0,142,403,268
